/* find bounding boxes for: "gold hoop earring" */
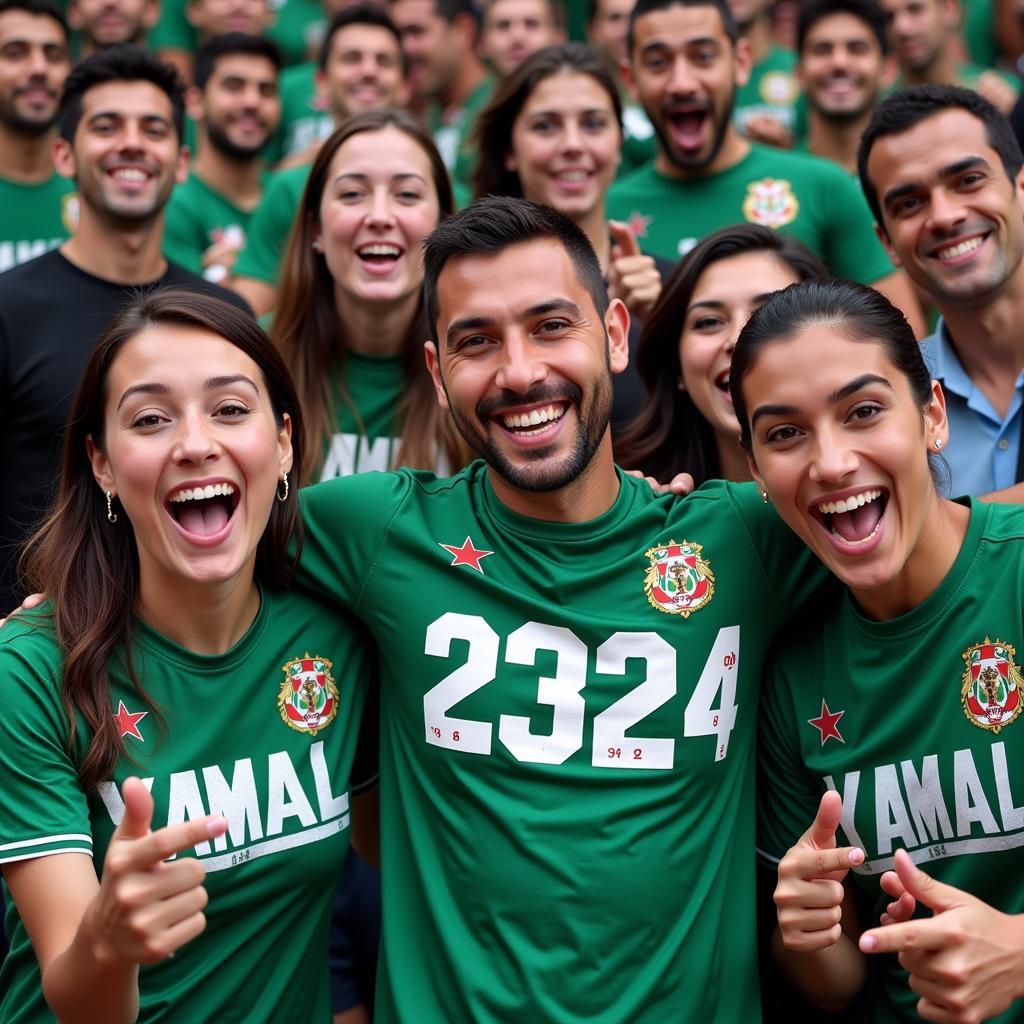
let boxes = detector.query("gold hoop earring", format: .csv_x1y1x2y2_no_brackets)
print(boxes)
277,473,289,503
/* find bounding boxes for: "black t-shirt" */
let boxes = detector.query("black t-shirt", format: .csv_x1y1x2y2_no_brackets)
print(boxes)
0,249,250,611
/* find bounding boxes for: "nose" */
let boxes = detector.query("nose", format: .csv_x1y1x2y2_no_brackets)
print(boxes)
809,427,858,484
925,187,966,233
667,55,699,95
560,120,584,153
366,187,396,227
495,332,548,395
26,45,48,77
359,54,379,78
173,409,221,465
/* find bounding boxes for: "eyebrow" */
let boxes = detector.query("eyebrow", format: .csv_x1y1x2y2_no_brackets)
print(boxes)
687,294,778,314
116,374,259,411
881,156,988,209
86,110,172,127
444,299,584,346
333,172,428,184
749,373,892,428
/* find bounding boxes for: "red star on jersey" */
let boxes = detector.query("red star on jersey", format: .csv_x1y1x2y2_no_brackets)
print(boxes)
627,210,652,239
439,536,494,573
114,700,148,741
808,699,845,746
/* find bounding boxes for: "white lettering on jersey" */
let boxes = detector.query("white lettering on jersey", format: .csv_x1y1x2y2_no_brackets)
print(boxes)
266,750,318,835
0,238,63,273
320,432,394,479
203,760,264,851
423,614,741,768
168,770,214,857
98,776,155,826
824,771,868,853
874,763,919,855
994,742,1024,830
900,755,953,845
953,747,999,837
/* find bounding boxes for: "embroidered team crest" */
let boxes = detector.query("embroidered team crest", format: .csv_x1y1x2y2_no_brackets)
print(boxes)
644,540,715,617
278,654,339,735
742,178,799,228
61,192,80,234
961,638,1023,734
760,71,798,105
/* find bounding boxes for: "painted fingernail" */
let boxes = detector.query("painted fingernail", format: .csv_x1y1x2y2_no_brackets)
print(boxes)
849,848,865,865
206,815,227,837
861,934,877,952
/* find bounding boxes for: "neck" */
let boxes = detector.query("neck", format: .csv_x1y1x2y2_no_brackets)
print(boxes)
441,54,486,111
939,271,1024,416
805,107,873,173
742,15,773,64
852,493,970,620
0,122,57,182
137,570,261,654
715,431,752,483
487,436,621,522
60,206,168,283
192,139,264,210
655,129,749,180
335,288,419,357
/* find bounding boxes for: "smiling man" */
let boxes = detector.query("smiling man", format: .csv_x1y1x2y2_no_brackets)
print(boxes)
284,196,835,1021
607,0,924,332
0,45,246,613
859,84,1024,499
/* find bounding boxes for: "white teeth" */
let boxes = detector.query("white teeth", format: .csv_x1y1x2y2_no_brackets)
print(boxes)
557,171,588,181
502,404,565,430
113,168,147,181
937,237,982,260
817,489,882,515
169,482,237,503
358,244,401,257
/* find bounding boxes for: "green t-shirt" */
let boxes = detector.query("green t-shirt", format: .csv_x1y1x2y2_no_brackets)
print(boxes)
0,174,77,274
234,163,309,285
758,499,1024,1024
0,588,371,1023
295,466,824,1023
162,170,269,275
620,100,658,177
278,61,333,158
430,75,495,188
734,46,801,135
607,144,895,282
319,351,404,479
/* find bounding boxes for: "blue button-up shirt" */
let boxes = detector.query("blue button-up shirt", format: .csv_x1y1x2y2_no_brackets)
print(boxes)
920,318,1024,496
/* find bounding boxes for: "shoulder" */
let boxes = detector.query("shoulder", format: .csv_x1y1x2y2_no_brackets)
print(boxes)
0,248,66,296
0,605,63,680
979,499,1024,545
160,264,252,312
748,144,851,185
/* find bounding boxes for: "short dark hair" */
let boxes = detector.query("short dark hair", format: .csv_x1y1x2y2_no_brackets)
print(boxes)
317,3,403,71
0,0,68,40
472,43,623,201
797,0,888,57
58,44,186,142
193,32,282,90
857,83,1024,224
422,196,608,345
731,278,932,452
628,0,737,58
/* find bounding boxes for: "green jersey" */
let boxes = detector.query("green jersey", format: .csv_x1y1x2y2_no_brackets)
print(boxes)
758,500,1024,1024
607,144,896,282
429,75,494,187
234,164,308,285
0,589,371,1023
278,61,333,158
620,101,658,177
734,46,800,135
162,170,268,275
319,352,404,480
0,174,76,274
295,466,823,1023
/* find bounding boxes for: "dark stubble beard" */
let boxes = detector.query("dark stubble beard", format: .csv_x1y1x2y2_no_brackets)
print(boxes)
207,117,267,162
445,360,616,494
654,85,736,175
0,95,58,137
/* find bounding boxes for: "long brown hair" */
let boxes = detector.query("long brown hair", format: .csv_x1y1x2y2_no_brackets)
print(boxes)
614,224,828,485
273,108,469,483
20,289,306,793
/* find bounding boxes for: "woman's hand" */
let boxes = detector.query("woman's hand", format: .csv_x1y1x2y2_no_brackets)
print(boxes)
623,469,695,496
775,790,865,952
0,590,45,628
86,777,227,967
860,850,1024,1023
607,221,662,321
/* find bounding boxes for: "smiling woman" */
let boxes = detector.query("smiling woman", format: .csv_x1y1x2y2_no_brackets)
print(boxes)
0,290,373,1024
731,279,1024,1024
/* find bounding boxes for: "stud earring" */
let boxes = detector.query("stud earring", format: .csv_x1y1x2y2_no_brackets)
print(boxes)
934,438,943,451
311,239,323,253
106,490,118,523
761,489,769,504
277,473,289,502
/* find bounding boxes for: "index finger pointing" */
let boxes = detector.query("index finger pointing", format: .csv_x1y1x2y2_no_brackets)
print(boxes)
860,918,947,955
608,220,641,258
122,815,228,869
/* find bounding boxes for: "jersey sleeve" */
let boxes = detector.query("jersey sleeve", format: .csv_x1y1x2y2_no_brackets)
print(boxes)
757,648,824,866
232,172,297,285
816,165,895,285
725,482,835,620
294,470,412,613
0,620,92,866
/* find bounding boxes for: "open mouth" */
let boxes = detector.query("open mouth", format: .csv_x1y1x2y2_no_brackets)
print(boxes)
714,368,731,399
666,107,708,151
811,488,888,545
932,235,986,261
499,402,568,437
357,243,403,266
108,167,151,186
166,482,240,539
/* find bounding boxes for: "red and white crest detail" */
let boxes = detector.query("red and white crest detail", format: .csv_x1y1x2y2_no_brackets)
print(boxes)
742,178,799,228
961,638,1022,734
644,539,715,618
278,654,339,736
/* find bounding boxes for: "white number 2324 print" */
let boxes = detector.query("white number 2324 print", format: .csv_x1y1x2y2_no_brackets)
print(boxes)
422,614,739,768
